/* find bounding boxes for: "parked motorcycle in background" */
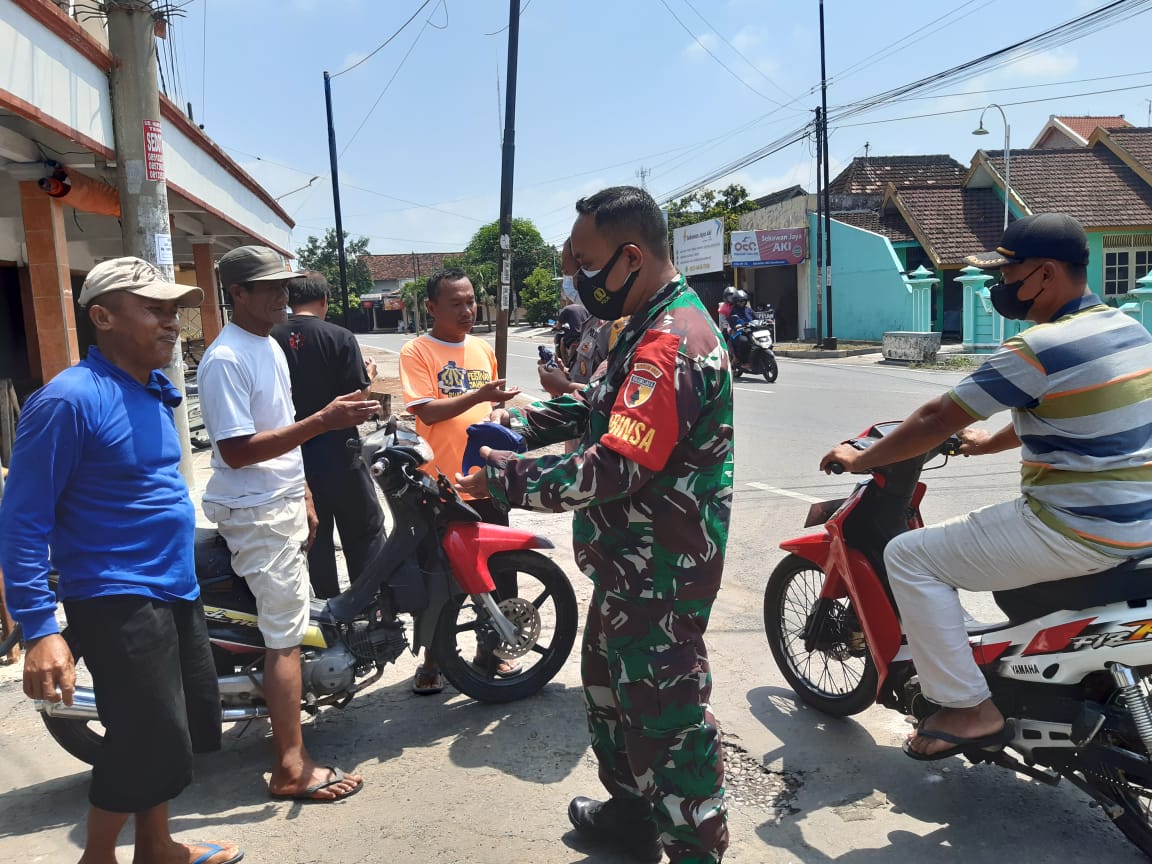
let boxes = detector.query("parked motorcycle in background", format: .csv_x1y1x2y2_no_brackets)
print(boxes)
762,421,1152,856
16,418,579,766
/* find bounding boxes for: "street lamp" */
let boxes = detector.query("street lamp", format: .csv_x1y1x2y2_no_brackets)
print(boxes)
973,104,1011,231
273,175,320,201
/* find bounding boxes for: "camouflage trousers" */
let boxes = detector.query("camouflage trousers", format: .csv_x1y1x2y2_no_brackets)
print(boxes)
582,586,727,864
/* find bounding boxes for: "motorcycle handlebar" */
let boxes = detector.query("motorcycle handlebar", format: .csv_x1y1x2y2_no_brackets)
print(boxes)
827,462,845,475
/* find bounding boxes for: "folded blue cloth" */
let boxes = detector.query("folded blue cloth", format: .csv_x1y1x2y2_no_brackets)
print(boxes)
462,422,526,474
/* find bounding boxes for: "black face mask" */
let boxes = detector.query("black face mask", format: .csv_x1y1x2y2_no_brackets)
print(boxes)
576,243,640,320
989,264,1044,320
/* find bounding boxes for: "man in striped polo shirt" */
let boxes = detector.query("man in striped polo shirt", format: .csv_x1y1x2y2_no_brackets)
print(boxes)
820,213,1152,761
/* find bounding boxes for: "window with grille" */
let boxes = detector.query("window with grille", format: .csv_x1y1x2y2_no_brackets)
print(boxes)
1102,239,1152,296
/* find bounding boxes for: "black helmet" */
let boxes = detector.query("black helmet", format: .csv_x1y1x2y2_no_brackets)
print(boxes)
734,289,749,304
722,286,737,302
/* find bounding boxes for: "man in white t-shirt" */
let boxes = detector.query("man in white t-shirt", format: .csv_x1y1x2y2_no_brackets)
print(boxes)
198,246,378,802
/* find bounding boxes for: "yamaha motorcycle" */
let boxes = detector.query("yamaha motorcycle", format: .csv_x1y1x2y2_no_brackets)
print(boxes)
13,418,579,766
763,422,1152,857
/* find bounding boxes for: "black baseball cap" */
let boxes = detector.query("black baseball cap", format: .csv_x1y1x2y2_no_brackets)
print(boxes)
966,213,1089,269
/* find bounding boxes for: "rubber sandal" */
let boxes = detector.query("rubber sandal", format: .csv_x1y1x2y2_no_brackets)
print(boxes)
902,720,1014,762
473,653,523,678
188,841,244,864
268,766,364,802
412,664,445,694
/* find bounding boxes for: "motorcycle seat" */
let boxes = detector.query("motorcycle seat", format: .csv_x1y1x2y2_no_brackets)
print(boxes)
194,526,238,586
993,557,1152,622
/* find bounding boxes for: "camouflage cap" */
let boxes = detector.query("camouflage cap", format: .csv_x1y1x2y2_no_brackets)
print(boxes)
78,257,203,308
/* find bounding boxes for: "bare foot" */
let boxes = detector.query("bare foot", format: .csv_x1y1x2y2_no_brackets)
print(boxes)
907,700,1005,757
130,840,242,864
269,763,363,801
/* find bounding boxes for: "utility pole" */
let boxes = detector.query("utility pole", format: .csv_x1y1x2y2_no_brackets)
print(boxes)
323,71,350,329
818,0,835,349
813,109,823,346
105,0,193,485
495,0,521,377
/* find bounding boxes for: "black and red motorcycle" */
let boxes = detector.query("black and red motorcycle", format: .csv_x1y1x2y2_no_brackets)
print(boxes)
18,417,579,765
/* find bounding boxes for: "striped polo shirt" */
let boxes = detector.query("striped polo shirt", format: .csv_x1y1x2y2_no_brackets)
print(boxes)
950,294,1152,557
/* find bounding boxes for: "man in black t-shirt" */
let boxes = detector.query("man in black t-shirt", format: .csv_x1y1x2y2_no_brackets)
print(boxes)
271,272,385,598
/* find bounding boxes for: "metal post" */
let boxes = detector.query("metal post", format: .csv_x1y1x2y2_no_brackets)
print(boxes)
105,0,193,485
819,0,834,349
813,108,823,346
323,71,350,329
495,0,521,377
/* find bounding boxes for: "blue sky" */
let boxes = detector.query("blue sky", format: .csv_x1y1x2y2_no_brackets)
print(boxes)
167,0,1152,254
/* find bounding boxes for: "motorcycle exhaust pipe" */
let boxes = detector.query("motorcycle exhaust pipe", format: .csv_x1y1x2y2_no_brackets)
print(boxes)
36,685,269,722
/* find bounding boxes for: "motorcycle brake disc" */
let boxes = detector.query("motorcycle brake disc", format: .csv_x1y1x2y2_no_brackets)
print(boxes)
492,597,542,660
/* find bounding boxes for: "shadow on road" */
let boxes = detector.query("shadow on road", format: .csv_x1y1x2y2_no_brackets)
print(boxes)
743,684,1141,862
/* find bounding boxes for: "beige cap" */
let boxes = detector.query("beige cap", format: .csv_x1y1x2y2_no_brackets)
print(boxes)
217,245,296,288
78,257,203,308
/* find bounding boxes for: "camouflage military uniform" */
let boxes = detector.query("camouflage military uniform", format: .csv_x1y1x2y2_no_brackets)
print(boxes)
485,275,733,863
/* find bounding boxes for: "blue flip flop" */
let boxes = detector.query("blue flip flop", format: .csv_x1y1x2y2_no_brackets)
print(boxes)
189,842,244,864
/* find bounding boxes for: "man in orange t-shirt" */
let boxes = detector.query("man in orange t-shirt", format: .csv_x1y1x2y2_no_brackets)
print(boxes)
399,268,521,693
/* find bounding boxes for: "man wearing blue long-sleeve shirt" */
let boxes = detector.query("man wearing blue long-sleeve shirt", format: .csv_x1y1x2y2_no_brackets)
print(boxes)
0,258,242,864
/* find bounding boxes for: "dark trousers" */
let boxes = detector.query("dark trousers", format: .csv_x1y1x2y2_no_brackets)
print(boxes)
64,595,221,813
306,462,386,599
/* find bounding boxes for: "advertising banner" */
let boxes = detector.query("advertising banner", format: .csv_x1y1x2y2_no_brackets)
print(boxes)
731,227,807,267
672,218,725,276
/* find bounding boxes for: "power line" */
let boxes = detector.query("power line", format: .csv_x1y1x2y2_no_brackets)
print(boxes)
845,68,1152,104
653,0,789,107
679,0,796,101
331,0,436,78
485,0,534,36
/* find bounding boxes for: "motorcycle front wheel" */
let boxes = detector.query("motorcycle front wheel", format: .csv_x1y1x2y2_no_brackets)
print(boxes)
432,550,577,703
763,554,877,716
762,352,779,383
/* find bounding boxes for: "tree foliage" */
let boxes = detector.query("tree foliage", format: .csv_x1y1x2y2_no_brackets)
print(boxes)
520,266,559,325
665,184,759,234
295,228,373,317
456,218,555,299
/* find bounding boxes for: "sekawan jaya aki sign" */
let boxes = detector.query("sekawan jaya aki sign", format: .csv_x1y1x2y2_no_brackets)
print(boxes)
730,228,807,267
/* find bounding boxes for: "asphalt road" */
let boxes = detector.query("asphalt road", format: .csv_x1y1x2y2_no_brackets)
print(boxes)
0,342,1143,863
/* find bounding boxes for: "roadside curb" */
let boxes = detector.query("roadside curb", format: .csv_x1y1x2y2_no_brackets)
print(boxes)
776,348,883,360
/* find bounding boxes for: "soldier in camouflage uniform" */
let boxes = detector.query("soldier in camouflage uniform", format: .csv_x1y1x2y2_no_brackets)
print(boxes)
457,186,733,864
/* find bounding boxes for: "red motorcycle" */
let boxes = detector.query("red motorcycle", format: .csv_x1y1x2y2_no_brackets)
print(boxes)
763,421,1152,856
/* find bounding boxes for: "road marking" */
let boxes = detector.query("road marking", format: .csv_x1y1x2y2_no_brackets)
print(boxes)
734,386,774,394
746,482,822,503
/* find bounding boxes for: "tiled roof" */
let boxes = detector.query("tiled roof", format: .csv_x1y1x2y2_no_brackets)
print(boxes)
753,185,807,208
833,209,916,244
827,155,965,195
1104,127,1152,175
360,252,457,282
893,187,1007,266
1055,115,1131,141
982,147,1152,228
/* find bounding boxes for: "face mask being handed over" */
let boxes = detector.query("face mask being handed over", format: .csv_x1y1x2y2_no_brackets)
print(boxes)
576,243,640,320
989,264,1044,320
561,275,579,304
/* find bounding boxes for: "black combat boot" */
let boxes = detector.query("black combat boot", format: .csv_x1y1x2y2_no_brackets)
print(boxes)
567,795,662,862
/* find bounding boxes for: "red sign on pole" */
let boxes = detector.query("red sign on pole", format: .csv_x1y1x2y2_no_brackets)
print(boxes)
143,119,165,182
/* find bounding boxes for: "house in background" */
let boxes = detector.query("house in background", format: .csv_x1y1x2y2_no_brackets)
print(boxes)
0,0,293,400
1031,114,1132,149
360,251,455,331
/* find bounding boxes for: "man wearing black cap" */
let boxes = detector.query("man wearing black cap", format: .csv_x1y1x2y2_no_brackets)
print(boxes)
820,213,1152,761
199,246,377,802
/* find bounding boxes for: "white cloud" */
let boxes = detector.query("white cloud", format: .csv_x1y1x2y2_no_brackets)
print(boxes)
1005,49,1079,79
683,32,721,60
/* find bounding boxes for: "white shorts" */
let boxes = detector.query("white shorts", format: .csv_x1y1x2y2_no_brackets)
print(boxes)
202,496,311,650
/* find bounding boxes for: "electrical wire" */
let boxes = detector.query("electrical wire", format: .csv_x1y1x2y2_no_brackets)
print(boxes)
331,0,436,78
200,0,207,125
485,0,533,36
653,0,790,107
338,12,436,158
679,0,796,101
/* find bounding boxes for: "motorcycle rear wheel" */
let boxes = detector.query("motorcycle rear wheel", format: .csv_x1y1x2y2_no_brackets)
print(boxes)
1082,679,1152,856
763,554,877,716
432,550,577,703
41,714,104,766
